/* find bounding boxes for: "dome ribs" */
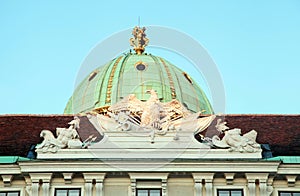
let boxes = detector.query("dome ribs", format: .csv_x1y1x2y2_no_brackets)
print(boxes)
105,56,124,104
159,57,177,99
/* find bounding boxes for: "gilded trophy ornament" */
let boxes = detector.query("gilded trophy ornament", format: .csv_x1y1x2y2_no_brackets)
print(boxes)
130,26,149,54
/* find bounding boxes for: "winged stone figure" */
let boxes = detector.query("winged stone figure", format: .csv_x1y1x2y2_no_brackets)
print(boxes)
109,94,144,114
160,99,192,120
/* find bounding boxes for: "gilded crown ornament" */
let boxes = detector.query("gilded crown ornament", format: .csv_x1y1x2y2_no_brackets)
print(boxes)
130,26,149,54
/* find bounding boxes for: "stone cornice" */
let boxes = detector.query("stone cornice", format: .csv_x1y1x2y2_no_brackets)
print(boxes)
17,160,280,173
129,173,169,180
277,164,300,174
0,165,21,174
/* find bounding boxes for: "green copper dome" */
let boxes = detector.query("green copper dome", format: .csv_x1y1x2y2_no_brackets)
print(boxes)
64,53,213,114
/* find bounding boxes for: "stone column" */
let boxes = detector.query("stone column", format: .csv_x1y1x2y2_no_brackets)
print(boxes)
267,176,274,196
246,173,269,196
247,179,256,196
94,174,105,196
130,179,136,196
205,180,213,196
95,181,103,196
24,176,32,196
192,173,214,196
83,173,106,196
84,183,93,196
29,173,52,196
194,181,203,196
162,178,167,196
246,173,257,196
260,180,267,196
192,173,202,196
31,182,39,196
42,182,50,196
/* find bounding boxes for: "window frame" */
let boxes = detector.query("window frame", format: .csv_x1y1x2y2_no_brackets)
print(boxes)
52,187,83,196
136,188,162,196
0,188,24,196
54,188,81,196
216,188,244,196
278,191,300,196
214,185,248,196
0,190,21,196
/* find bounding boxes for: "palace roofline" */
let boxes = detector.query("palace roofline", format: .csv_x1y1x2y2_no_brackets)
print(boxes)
0,114,299,158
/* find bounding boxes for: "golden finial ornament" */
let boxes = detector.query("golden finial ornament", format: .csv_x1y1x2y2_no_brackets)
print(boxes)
130,26,149,54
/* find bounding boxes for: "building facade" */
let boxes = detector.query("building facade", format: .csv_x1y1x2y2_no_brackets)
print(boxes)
0,26,299,196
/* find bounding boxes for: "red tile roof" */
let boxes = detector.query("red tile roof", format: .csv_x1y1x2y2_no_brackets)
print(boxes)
0,114,299,157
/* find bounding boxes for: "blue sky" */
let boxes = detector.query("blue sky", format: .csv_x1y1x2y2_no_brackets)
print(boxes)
0,0,299,114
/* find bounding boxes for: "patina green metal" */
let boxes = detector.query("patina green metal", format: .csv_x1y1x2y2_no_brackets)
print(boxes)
0,156,31,164
266,156,300,163
64,53,214,114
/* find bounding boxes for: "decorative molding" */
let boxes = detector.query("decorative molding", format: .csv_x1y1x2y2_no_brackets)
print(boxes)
95,182,103,196
245,173,269,181
29,173,52,196
285,175,297,187
162,178,167,196
83,173,106,196
83,173,106,182
129,173,169,196
24,176,32,196
62,173,74,184
192,173,214,196
205,180,213,196
1,175,13,187
129,173,169,180
130,179,136,196
84,182,92,196
247,180,256,196
0,165,20,175
260,180,267,196
36,148,262,160
192,173,204,196
29,173,52,183
31,182,39,196
19,161,280,173
224,173,235,185
246,173,269,196
246,173,258,196
42,182,50,196
194,181,203,196
267,176,275,196
278,164,300,174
